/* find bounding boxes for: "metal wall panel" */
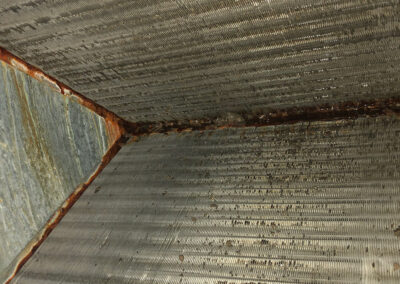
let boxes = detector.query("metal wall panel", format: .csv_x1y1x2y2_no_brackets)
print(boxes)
0,0,399,122
0,61,113,282
12,116,400,283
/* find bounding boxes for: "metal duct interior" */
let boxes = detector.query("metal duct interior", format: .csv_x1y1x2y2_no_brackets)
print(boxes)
0,0,399,122
1,1,400,283
11,116,400,283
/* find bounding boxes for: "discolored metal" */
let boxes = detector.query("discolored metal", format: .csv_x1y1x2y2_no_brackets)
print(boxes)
0,60,117,282
0,0,399,122
12,116,400,283
1,1,400,283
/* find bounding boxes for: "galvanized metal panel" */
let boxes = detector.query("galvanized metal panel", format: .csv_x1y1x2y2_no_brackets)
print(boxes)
0,61,113,282
12,116,400,283
0,0,399,122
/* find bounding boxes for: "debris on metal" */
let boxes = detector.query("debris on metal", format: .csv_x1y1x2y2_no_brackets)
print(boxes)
127,98,400,137
12,116,400,283
0,1,399,122
0,1,400,283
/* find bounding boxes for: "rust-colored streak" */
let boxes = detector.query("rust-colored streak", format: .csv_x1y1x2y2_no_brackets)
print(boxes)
0,46,127,139
4,135,129,284
105,119,124,147
0,46,129,283
3,46,399,141
125,98,400,137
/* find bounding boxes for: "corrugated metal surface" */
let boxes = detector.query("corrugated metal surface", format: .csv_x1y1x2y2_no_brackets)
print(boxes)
1,0,399,122
0,60,114,282
12,115,400,283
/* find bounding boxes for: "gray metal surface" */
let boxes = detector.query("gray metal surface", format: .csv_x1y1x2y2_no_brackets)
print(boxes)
0,61,112,281
1,0,400,122
12,116,400,283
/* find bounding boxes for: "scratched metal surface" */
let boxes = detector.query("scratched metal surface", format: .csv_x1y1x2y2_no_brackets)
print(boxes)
0,0,400,122
0,61,112,282
12,116,400,283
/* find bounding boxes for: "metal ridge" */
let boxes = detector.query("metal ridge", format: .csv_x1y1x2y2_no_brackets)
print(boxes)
0,46,129,283
2,47,400,139
4,135,129,284
125,97,400,137
0,47,126,143
1,45,400,283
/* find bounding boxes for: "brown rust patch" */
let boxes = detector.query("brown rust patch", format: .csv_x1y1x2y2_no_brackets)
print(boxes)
104,119,124,147
394,263,400,271
394,226,400,238
5,134,129,284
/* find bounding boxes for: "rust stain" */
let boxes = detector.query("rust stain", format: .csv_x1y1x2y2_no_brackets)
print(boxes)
3,46,399,141
0,47,126,143
210,203,218,209
394,226,400,238
9,68,61,204
5,135,129,284
125,97,400,137
104,119,124,147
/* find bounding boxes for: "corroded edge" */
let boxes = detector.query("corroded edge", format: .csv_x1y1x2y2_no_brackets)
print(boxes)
126,98,400,137
0,47,126,144
3,46,399,140
0,47,129,283
4,135,129,284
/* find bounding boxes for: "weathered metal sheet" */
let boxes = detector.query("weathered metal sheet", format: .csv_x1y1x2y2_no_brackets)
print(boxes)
0,0,399,122
0,60,116,282
12,115,400,283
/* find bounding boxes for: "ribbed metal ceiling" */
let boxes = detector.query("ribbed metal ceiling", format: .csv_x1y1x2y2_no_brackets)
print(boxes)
1,0,399,122
1,1,400,283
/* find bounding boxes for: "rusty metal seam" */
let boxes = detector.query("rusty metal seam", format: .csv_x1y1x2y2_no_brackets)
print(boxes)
1,45,400,283
4,135,129,284
0,47,126,144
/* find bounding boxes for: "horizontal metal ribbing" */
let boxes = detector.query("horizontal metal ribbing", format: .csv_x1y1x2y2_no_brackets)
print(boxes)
12,115,400,283
1,0,399,122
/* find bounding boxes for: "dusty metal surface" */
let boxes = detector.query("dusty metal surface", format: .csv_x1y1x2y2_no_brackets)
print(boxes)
0,59,118,282
0,0,399,122
12,115,400,283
